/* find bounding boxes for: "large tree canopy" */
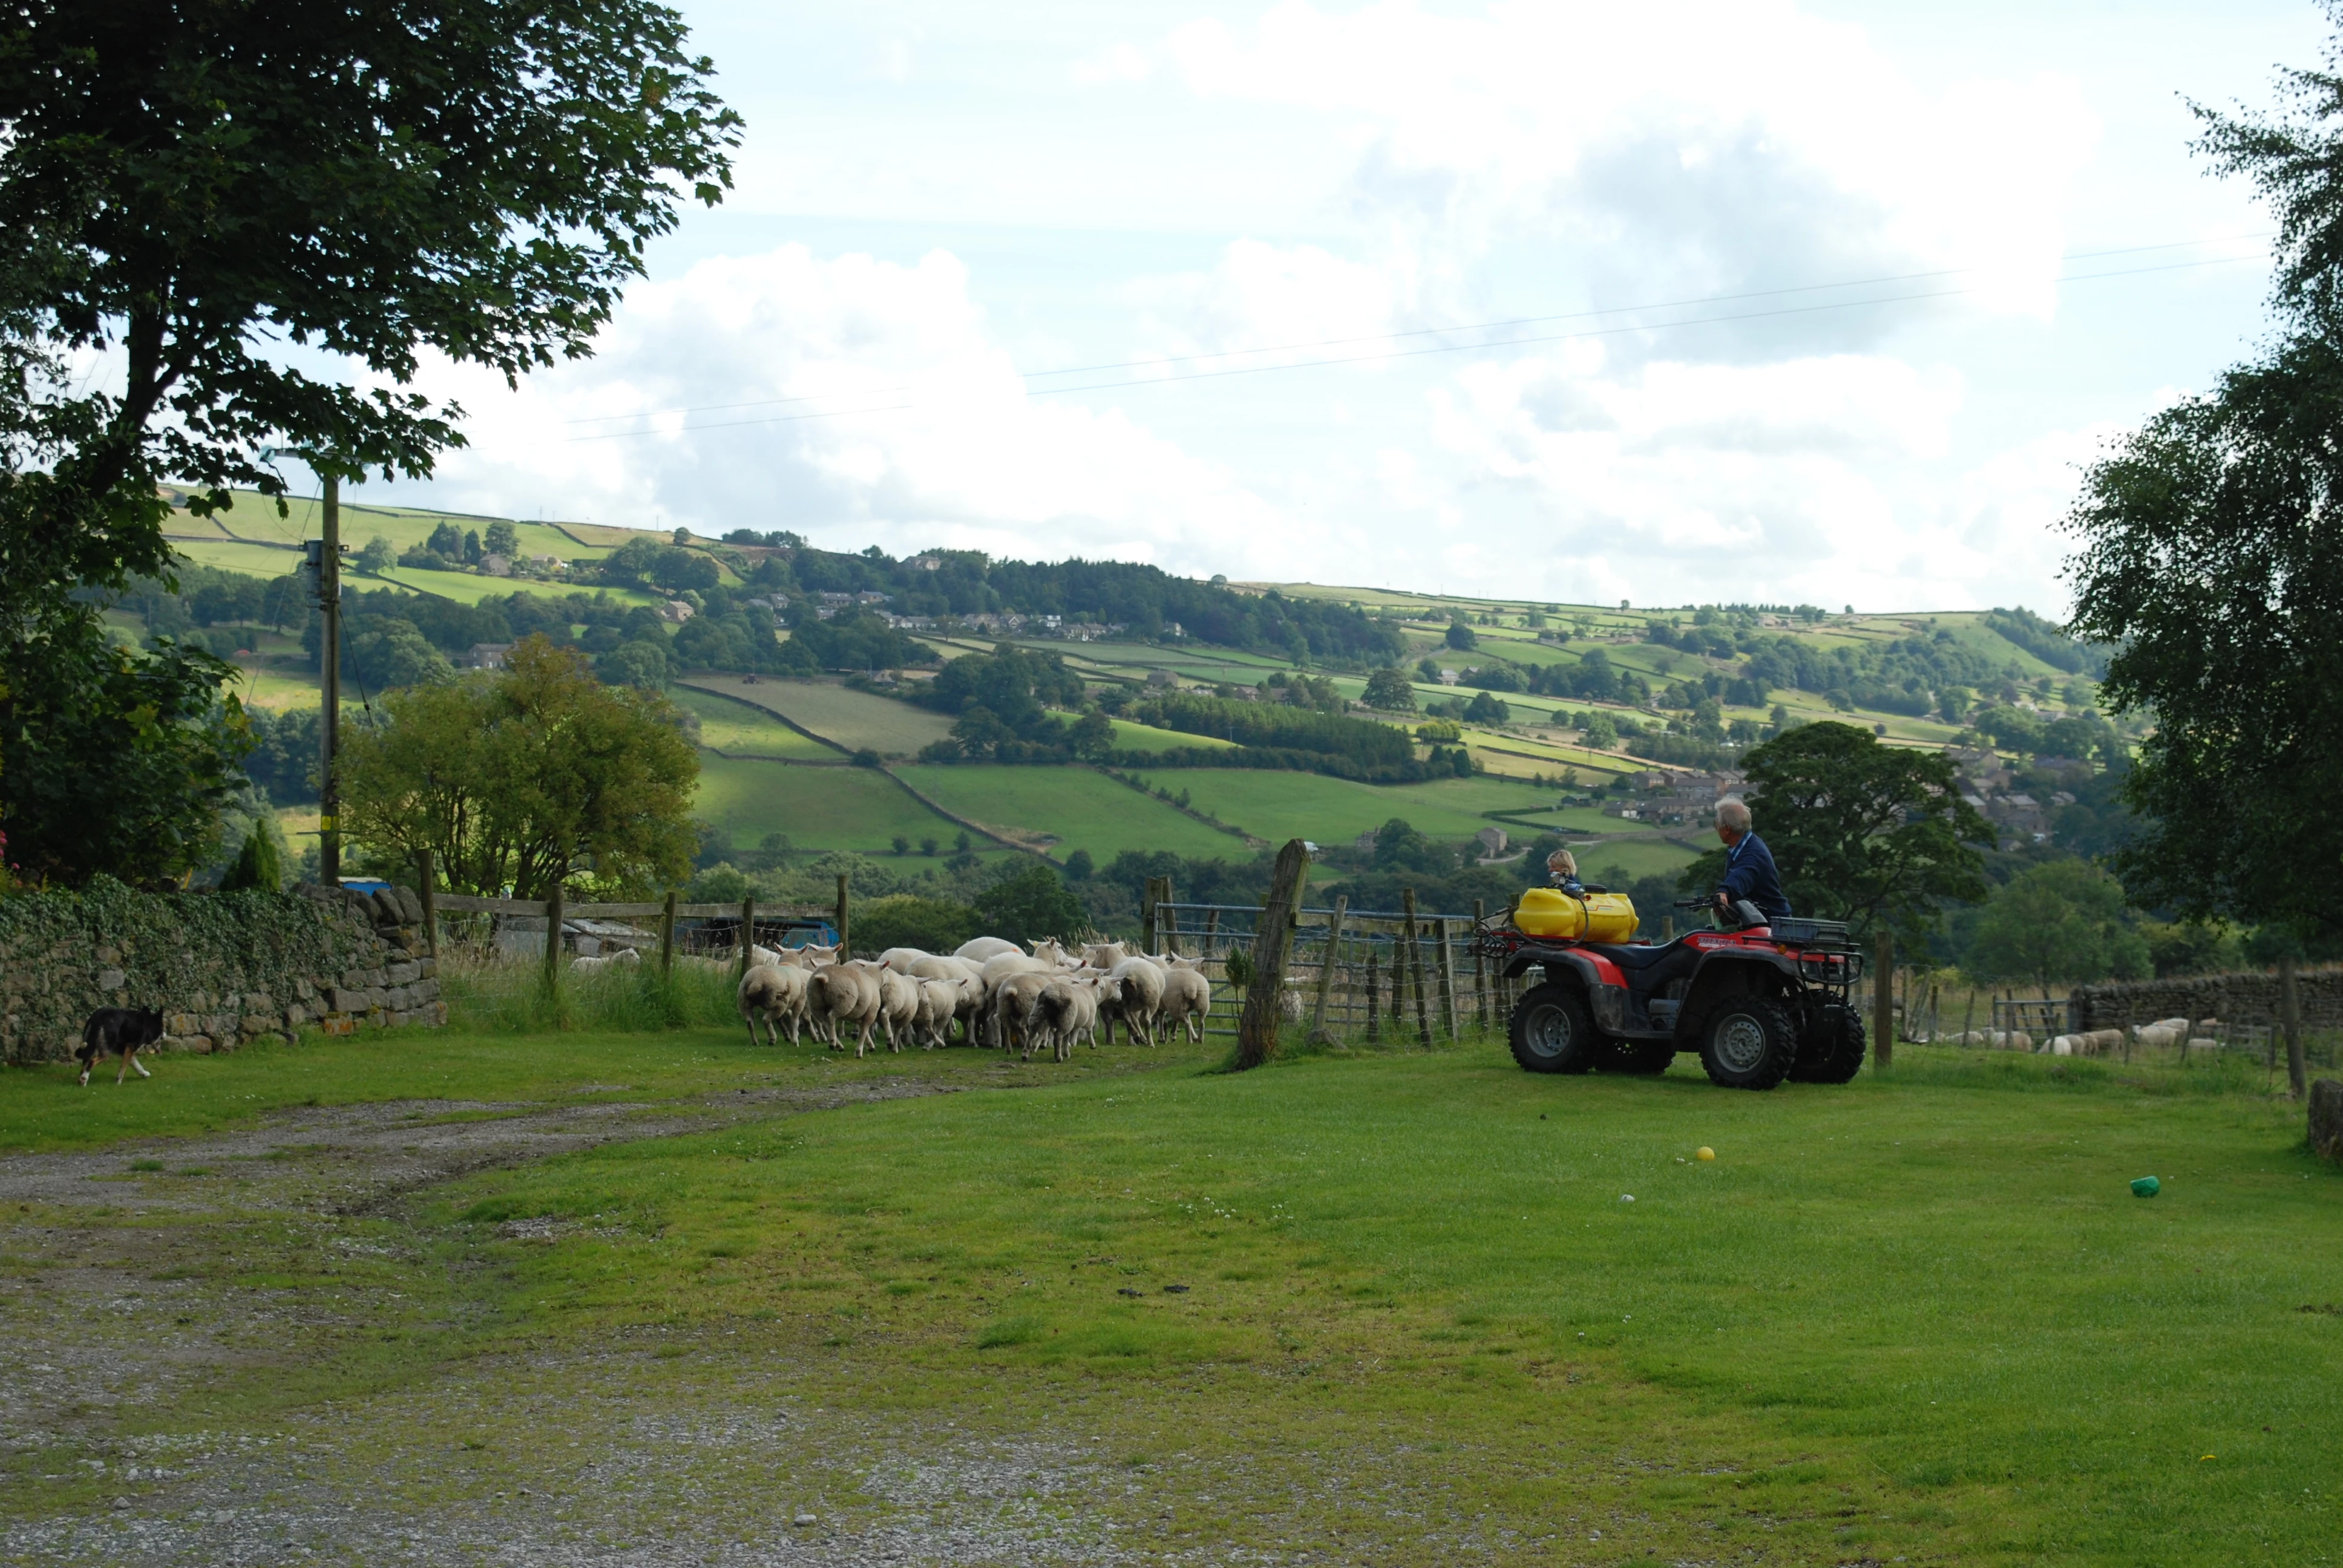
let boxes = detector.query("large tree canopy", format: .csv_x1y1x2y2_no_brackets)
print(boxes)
2067,11,2343,938
341,637,698,898
1688,722,1990,945
0,0,739,602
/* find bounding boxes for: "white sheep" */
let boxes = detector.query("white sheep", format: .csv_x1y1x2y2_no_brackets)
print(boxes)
738,964,810,1047
954,936,1021,963
570,947,643,975
1158,963,1212,1043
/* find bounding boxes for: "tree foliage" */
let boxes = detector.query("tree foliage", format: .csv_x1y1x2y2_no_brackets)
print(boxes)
1688,722,1990,944
0,621,251,887
0,0,739,609
1968,860,2151,989
2066,16,2343,938
341,637,697,897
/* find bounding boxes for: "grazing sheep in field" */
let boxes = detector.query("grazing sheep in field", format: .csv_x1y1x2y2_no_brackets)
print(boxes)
908,955,985,1044
875,969,922,1052
1026,974,1102,1062
988,970,1055,1053
1103,956,1166,1047
2131,1024,2184,1052
811,963,883,1055
571,947,643,975
1029,937,1084,969
955,936,1021,963
879,946,936,975
1158,964,1211,1043
979,952,1054,989
1080,940,1129,971
914,978,961,1050
738,964,810,1047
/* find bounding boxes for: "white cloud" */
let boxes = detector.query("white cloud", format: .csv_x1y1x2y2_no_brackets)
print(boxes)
387,244,1365,578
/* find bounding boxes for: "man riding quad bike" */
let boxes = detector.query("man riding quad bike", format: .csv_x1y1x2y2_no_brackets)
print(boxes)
1481,799,1867,1089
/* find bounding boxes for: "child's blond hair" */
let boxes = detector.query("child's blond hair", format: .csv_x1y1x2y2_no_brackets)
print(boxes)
1547,848,1578,881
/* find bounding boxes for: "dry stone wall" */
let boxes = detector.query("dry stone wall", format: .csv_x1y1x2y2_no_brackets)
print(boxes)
0,877,444,1066
2068,966,2343,1033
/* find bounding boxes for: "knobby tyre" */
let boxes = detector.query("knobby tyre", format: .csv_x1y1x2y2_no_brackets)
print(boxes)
1697,995,1798,1090
1509,982,1602,1074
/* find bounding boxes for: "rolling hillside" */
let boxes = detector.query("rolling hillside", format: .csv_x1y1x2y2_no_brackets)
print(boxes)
151,495,2115,887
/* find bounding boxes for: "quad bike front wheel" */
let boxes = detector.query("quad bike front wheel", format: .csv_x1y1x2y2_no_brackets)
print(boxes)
1509,982,1602,1074
1697,996,1798,1090
1791,1002,1867,1084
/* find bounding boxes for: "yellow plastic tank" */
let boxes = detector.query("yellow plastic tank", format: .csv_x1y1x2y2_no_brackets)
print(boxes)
1515,886,1639,943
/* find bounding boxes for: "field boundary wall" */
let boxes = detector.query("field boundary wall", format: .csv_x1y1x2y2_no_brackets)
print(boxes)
2069,966,2343,1032
0,878,444,1065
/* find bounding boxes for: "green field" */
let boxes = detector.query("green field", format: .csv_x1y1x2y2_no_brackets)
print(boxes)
670,686,837,760
897,764,1249,861
5,1001,2327,1563
1573,834,1706,883
689,676,955,758
1103,714,1239,753
694,755,960,852
1141,767,1568,845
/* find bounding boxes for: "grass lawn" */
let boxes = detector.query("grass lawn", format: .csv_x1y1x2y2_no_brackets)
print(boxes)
5,1007,2335,1564
897,764,1248,861
690,676,955,758
1102,714,1239,753
695,754,964,853
670,685,837,760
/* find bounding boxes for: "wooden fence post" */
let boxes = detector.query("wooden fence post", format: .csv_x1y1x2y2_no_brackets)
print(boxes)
1403,888,1432,1048
834,874,850,957
660,890,677,978
2282,953,2307,1099
1235,840,1311,1070
415,848,438,960
1142,876,1159,953
1309,895,1349,1043
1873,929,1895,1069
739,896,757,980
542,883,563,995
1435,916,1459,1039
1473,898,1488,1030
1364,947,1381,1042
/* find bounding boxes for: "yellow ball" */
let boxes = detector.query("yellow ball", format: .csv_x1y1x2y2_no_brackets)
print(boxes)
1695,1146,1716,1161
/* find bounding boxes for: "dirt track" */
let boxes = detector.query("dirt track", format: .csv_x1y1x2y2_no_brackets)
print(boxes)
0,1082,1170,1567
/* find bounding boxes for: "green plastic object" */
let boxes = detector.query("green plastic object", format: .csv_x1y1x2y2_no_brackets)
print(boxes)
2131,1175,2161,1198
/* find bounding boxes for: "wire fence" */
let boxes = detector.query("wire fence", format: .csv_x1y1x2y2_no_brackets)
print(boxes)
1149,900,1521,1044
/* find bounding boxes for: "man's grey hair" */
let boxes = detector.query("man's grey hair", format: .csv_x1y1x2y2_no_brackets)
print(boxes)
1715,797,1753,833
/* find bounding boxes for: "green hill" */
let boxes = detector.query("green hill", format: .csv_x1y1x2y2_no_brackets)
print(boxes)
138,495,2125,887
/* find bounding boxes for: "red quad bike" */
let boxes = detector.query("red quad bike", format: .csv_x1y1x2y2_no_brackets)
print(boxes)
1480,895,1868,1089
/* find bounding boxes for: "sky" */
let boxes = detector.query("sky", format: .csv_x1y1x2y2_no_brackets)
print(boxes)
348,1,2327,615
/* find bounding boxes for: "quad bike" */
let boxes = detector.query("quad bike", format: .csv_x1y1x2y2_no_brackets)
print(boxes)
1480,887,1867,1089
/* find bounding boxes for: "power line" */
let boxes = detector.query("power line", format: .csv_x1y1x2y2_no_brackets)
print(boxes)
562,232,2269,436
568,248,2266,443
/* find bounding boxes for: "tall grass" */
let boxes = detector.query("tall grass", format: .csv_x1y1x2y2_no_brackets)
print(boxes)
437,950,744,1034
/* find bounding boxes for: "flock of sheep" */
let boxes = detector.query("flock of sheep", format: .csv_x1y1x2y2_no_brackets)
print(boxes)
733,935,1215,1062
1935,1018,2225,1057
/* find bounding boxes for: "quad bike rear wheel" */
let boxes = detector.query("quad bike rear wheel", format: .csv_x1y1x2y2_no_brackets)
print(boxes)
1697,995,1798,1090
1509,982,1602,1074
1791,1002,1867,1084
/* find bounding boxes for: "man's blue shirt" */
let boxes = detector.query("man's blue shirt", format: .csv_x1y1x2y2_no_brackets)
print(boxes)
1718,831,1792,920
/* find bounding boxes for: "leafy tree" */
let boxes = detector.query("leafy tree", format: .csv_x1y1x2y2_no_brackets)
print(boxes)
0,1,738,622
2065,21,2343,940
0,626,251,887
972,863,1087,944
1968,860,2151,990
1068,707,1115,761
1580,713,1620,750
243,705,322,804
341,636,696,897
596,639,670,690
483,520,519,560
1463,690,1509,725
854,893,981,955
218,817,285,893
1444,621,1476,651
1362,666,1416,711
1687,721,1990,944
355,535,396,575
347,618,453,690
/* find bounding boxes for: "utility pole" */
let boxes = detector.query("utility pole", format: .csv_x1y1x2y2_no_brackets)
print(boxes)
315,470,343,886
